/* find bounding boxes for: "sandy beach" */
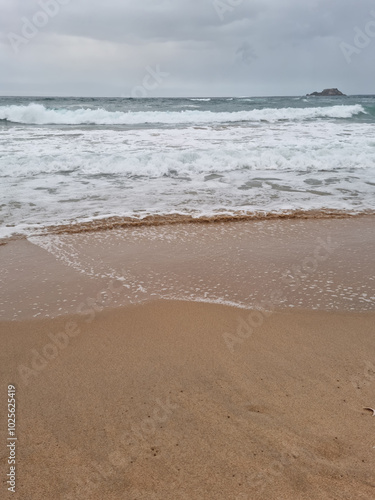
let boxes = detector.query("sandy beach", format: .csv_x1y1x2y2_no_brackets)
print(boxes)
2,2,375,497
1,217,375,499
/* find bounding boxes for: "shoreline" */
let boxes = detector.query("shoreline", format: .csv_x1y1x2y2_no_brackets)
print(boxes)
1,216,374,321
2,209,374,245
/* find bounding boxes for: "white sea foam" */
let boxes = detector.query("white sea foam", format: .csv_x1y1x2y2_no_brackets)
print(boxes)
1,118,374,240
1,95,374,240
0,103,366,125
1,120,374,177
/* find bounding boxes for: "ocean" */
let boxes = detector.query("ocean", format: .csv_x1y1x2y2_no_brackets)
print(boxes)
1,95,375,240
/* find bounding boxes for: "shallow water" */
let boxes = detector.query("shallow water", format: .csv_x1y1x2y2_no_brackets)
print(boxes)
1,218,374,320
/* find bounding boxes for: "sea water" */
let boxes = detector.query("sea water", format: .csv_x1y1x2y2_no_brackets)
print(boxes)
1,95,375,239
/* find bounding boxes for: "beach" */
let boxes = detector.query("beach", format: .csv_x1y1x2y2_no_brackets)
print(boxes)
1,216,375,499
2,2,375,498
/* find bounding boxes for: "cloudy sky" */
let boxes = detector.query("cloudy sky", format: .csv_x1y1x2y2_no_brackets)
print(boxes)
1,0,375,97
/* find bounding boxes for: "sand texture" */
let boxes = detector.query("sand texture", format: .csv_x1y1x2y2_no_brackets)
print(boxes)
1,300,375,499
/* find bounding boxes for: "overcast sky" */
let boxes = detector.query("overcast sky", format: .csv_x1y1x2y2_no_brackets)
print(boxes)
1,0,375,97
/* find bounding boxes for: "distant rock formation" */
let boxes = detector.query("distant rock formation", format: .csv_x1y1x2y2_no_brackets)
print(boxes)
307,88,346,97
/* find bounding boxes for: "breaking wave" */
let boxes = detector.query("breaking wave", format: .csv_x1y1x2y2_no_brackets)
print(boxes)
0,103,366,125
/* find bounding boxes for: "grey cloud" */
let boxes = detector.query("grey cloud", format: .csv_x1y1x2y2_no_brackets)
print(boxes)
1,0,375,96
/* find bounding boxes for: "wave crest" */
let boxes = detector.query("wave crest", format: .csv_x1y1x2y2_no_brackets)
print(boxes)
0,103,366,125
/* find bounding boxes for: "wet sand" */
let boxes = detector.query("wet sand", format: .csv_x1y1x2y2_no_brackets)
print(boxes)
0,217,375,499
1,217,374,321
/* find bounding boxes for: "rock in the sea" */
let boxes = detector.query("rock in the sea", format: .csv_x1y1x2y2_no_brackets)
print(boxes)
306,88,346,97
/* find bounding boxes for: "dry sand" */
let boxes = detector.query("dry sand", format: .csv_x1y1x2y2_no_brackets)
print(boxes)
1,301,375,499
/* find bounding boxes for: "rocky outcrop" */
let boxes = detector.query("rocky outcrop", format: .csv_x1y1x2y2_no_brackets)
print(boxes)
307,88,346,97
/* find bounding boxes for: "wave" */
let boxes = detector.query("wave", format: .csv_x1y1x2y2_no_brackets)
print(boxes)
2,209,374,244
21,210,375,237
0,103,366,126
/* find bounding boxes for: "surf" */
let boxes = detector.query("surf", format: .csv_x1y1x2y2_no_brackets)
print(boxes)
0,103,366,125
